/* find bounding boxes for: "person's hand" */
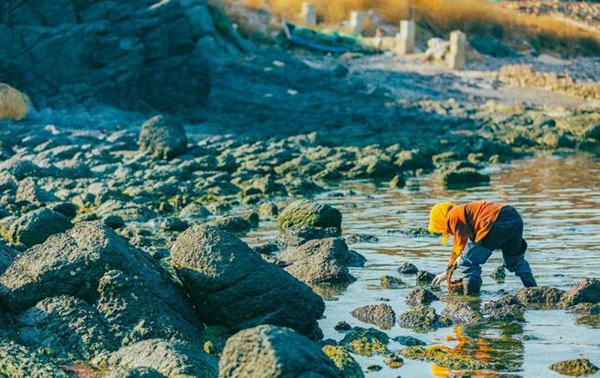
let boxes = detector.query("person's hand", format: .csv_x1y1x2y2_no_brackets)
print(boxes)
432,271,447,287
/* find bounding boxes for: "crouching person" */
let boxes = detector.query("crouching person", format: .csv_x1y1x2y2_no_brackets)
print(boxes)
428,201,537,295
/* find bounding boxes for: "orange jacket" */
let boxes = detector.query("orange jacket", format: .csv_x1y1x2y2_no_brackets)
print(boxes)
446,201,504,264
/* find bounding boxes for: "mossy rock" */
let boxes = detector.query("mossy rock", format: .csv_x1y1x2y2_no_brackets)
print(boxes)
339,327,390,357
322,345,364,378
400,346,491,370
550,358,599,377
380,275,404,289
276,200,342,233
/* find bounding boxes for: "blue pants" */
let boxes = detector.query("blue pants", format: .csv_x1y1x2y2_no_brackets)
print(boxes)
459,206,533,280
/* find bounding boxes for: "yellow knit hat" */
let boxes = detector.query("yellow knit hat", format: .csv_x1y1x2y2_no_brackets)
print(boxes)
428,202,455,244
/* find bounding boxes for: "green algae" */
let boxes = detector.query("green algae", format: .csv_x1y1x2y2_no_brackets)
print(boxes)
550,358,599,376
339,327,390,357
399,345,491,370
322,345,364,378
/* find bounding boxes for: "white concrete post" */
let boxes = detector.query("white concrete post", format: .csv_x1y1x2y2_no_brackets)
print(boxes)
301,3,316,27
448,30,466,70
350,11,365,35
397,20,415,55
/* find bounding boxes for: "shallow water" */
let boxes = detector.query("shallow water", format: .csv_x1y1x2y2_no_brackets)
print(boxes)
246,153,600,378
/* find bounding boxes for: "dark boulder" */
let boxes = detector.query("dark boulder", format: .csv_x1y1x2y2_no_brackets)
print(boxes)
139,115,187,160
482,295,525,322
406,288,439,306
210,216,251,235
398,306,451,332
0,240,18,275
440,301,483,324
350,303,396,330
171,225,325,338
560,279,600,308
218,325,342,378
398,262,419,274
516,286,565,308
6,208,71,248
416,270,435,285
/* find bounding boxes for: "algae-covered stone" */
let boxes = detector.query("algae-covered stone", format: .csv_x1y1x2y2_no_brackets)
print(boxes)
490,265,506,281
441,301,483,324
393,335,426,346
549,358,599,377
397,305,451,332
7,208,71,247
277,200,342,233
258,202,279,218
415,270,435,285
0,339,70,377
406,288,438,306
16,295,118,360
516,286,565,308
209,216,251,235
560,279,600,308
322,345,364,378
94,339,218,378
384,354,404,369
171,225,325,338
400,345,491,370
398,262,418,274
389,174,406,189
350,303,396,330
380,275,404,289
482,294,525,322
339,327,390,357
442,168,490,188
219,325,341,378
139,115,187,160
334,321,352,332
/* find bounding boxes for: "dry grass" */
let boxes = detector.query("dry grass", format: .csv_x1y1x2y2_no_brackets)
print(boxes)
237,0,600,56
0,83,31,121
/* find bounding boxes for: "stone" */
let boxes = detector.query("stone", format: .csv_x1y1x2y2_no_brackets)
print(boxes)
398,262,419,274
440,301,483,324
397,306,451,332
516,286,565,308
103,215,125,230
560,279,600,308
406,288,439,306
416,270,435,285
482,295,525,322
568,303,600,315
392,335,426,346
16,295,118,360
210,216,251,235
218,325,341,378
6,208,71,247
339,327,390,357
0,240,18,275
139,115,187,160
322,345,364,378
350,303,396,330
442,168,490,188
103,368,166,378
15,178,58,205
171,225,325,338
179,202,212,219
277,200,342,234
334,321,352,332
490,265,506,281
550,359,599,377
95,270,202,345
384,354,404,369
389,174,406,188
395,150,433,171
0,339,70,377
380,275,404,289
258,202,279,218
93,339,218,378
277,238,363,284
400,346,490,370
277,226,340,248
0,83,32,121
0,221,197,327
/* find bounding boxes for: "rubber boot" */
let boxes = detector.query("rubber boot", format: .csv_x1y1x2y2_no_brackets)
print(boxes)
462,276,482,295
519,273,537,288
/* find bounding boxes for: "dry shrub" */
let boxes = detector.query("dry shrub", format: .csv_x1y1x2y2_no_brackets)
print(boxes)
238,0,600,56
0,83,31,121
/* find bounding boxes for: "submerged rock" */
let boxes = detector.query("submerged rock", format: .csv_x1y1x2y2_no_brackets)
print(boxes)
276,200,342,234
339,327,390,357
400,345,491,370
322,345,364,378
393,335,426,346
350,303,396,330
277,238,363,284
516,286,565,308
416,270,436,285
490,265,506,281
384,354,404,369
549,358,599,377
139,115,187,160
560,279,600,308
406,288,439,306
442,168,490,188
482,294,525,322
380,275,404,289
7,208,71,247
441,301,483,324
171,225,325,338
397,306,451,332
219,325,341,378
93,339,217,378
334,321,352,332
